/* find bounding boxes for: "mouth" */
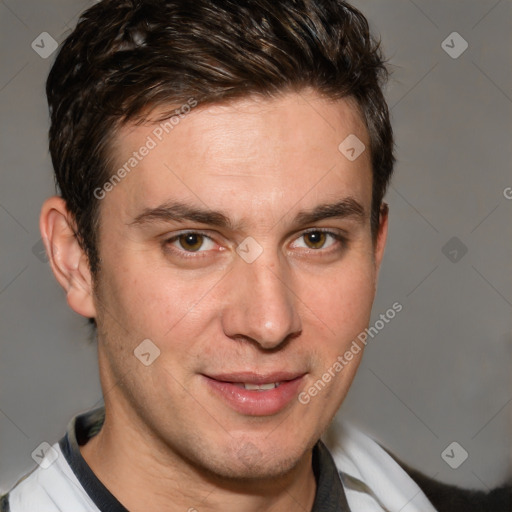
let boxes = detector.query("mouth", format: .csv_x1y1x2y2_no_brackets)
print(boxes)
233,382,281,390
202,371,306,416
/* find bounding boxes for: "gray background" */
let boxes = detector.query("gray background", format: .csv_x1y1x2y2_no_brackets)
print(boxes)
1,0,511,495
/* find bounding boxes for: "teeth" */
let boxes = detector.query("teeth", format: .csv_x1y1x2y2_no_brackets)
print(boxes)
243,382,279,391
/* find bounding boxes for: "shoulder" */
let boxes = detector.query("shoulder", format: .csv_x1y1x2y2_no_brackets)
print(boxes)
1,442,99,512
324,421,511,512
398,460,512,512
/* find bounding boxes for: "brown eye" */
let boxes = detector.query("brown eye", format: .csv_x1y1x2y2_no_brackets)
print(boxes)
178,233,204,251
303,231,327,249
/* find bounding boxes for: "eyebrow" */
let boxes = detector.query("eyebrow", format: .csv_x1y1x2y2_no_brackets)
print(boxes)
129,197,367,230
293,197,366,226
130,201,234,228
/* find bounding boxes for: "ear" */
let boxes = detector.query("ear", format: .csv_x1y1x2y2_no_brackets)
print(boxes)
374,202,389,275
40,196,97,319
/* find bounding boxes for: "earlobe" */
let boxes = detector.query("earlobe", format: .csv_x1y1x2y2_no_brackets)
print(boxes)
40,196,97,319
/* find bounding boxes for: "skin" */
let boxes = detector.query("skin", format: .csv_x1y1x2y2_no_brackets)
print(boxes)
41,90,388,511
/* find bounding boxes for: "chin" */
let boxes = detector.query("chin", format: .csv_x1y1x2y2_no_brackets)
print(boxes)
186,434,311,482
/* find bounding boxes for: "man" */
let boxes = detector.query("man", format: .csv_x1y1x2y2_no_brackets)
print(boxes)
1,0,510,511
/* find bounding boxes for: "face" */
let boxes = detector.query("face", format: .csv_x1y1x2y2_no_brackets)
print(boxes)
90,91,386,480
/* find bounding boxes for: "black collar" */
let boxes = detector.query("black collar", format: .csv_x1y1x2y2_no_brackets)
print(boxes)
60,407,350,512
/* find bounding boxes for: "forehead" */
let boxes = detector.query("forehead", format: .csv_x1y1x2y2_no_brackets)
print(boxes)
105,91,372,227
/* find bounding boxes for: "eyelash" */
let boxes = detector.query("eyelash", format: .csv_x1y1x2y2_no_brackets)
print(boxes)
164,228,348,259
164,231,216,259
293,229,348,255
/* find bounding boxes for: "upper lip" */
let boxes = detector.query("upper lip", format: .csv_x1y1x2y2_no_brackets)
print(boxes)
204,371,306,385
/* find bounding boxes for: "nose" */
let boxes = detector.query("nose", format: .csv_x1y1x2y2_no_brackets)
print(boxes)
221,254,302,350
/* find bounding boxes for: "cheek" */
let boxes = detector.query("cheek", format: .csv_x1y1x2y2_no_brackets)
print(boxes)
300,260,377,342
100,256,225,343
296,263,375,415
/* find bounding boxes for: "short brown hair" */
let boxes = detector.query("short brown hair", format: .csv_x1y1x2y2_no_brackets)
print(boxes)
46,0,395,275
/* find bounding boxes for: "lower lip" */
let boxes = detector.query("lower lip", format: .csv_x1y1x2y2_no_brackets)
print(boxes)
203,376,305,416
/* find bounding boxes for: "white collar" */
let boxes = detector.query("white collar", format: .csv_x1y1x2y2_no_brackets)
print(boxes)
325,421,439,512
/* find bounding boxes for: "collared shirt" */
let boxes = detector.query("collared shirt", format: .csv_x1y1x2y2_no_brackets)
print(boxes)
3,407,351,511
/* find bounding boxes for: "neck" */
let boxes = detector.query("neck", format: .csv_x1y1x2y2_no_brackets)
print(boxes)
79,405,317,512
